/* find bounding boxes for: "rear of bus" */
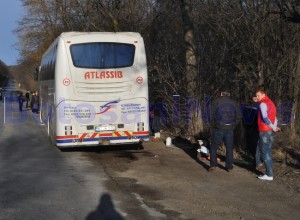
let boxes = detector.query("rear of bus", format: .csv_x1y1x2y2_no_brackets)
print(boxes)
54,32,149,147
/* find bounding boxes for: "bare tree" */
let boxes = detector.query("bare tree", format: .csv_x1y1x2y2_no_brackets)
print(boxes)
0,60,9,87
179,0,203,137
277,0,300,22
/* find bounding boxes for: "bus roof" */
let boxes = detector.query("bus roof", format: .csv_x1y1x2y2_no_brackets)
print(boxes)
59,32,142,39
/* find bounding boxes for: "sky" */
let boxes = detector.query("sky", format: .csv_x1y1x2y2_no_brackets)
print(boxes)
0,0,24,66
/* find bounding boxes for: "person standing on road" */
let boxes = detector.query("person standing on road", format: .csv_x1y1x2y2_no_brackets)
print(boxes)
254,86,280,181
208,90,241,172
30,92,36,112
18,92,24,111
25,90,30,108
32,91,40,114
151,100,161,134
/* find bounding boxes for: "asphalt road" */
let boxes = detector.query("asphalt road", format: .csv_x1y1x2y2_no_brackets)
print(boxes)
0,100,123,220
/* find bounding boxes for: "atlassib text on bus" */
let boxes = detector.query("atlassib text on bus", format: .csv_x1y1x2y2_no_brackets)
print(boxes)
84,71,123,80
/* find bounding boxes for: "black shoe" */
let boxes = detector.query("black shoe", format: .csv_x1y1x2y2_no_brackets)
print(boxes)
226,168,233,172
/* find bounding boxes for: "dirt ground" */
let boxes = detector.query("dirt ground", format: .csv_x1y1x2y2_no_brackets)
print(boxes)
78,133,300,220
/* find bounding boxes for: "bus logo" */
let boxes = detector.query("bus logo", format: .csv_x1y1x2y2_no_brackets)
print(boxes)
96,100,120,114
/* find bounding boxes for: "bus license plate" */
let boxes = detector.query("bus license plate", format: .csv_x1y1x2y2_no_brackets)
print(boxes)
95,125,116,132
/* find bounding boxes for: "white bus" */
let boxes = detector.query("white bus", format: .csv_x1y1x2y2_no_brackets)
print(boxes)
37,32,149,147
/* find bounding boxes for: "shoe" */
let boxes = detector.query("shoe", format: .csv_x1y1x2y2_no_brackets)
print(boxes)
208,166,216,172
226,168,233,172
257,174,273,181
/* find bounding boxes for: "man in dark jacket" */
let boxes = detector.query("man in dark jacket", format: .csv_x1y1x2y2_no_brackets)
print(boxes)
208,90,241,172
18,92,24,112
25,91,30,108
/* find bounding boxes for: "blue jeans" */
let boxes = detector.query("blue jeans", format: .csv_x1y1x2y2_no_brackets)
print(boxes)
210,129,234,169
256,131,274,176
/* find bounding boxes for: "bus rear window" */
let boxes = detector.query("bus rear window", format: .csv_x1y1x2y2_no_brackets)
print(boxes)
70,43,135,68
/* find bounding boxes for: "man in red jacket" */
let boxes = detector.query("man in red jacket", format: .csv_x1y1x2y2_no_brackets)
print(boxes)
255,86,280,181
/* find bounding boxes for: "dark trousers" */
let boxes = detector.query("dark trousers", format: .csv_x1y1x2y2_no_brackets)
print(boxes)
19,101,23,111
210,129,234,169
152,116,160,133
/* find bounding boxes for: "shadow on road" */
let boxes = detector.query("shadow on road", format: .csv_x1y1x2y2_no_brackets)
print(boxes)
171,136,262,174
171,136,210,170
86,193,124,220
60,143,158,164
60,144,144,153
